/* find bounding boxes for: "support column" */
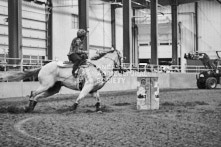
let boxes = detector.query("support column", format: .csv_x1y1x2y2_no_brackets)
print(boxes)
132,9,138,67
133,24,139,67
171,0,178,65
150,0,158,65
111,5,116,49
123,0,132,64
47,0,53,60
195,2,198,52
78,0,89,51
8,0,22,64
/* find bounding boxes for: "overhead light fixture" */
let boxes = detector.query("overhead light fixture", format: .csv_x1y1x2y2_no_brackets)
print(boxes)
23,0,46,5
132,1,142,6
111,0,123,6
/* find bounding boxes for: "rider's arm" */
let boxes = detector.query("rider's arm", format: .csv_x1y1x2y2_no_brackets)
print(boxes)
76,50,89,54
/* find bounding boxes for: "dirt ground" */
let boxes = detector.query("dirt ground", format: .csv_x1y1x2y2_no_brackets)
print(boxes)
0,89,221,147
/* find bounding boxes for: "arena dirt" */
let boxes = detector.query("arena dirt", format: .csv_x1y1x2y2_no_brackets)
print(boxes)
0,89,221,147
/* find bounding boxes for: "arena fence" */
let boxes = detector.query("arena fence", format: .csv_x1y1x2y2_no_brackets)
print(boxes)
0,57,219,76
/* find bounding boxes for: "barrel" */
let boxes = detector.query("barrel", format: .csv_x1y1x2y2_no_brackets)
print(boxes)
137,76,159,110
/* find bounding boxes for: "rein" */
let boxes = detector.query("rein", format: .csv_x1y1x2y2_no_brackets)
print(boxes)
103,51,124,74
103,56,117,66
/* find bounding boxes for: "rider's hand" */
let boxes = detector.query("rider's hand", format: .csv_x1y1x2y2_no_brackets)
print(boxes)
81,54,88,59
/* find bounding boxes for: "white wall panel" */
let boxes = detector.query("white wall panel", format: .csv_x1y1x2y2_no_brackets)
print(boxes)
0,0,8,53
0,0,7,10
22,1,46,14
115,8,123,53
52,0,77,60
22,19,46,30
0,0,47,58
89,1,112,48
0,35,8,44
23,38,46,48
23,48,46,56
139,45,174,59
0,45,7,53
178,13,195,54
22,29,46,39
22,10,46,21
0,25,7,35
22,1,47,57
0,15,7,24
178,3,194,13
198,0,221,59
178,3,195,59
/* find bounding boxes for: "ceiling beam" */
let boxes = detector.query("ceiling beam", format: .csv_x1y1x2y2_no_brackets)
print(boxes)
104,0,205,8
177,0,201,5
131,0,149,9
158,0,202,6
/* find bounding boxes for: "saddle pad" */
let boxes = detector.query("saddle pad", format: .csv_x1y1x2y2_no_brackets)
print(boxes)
57,61,91,68
57,61,73,68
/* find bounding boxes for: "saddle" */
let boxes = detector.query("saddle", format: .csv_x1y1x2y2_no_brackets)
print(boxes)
57,60,90,90
57,60,90,77
57,60,90,68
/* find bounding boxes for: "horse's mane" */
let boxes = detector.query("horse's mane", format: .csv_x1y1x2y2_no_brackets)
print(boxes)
90,50,115,60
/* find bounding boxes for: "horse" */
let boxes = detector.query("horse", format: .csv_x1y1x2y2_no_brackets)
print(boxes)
0,49,123,113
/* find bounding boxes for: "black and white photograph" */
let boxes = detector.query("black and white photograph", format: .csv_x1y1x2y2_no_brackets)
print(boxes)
0,0,221,146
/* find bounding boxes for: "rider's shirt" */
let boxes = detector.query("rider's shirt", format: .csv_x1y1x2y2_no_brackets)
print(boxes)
68,37,85,55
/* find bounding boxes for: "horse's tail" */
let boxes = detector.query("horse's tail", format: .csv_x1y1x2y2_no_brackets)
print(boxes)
0,68,41,82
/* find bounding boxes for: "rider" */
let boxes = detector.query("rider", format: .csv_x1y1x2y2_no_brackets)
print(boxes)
67,29,89,77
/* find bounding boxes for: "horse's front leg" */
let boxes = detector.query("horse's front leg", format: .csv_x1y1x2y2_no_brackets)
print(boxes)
70,83,94,111
91,91,101,112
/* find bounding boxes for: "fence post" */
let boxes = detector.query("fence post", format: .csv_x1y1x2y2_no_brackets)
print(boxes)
20,58,23,71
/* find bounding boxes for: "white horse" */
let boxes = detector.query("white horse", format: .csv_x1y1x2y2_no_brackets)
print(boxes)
0,49,123,112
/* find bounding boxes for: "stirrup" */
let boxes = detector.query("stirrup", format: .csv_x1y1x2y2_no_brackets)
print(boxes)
73,73,78,78
72,71,78,78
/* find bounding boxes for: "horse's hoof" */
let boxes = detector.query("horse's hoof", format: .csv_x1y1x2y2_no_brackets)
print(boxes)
97,111,102,114
24,107,32,113
70,103,78,111
95,102,101,112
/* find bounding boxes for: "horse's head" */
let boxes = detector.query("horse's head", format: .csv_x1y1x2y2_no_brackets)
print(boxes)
111,49,126,74
91,48,126,73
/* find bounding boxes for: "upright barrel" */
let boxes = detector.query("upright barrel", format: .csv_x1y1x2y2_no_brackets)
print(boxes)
137,76,159,110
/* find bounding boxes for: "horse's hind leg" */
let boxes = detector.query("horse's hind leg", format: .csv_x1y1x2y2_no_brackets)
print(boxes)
25,82,61,112
91,91,101,112
34,82,62,101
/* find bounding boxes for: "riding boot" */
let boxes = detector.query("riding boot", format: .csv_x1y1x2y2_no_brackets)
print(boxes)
95,102,101,112
25,100,37,113
72,60,81,78
72,64,78,78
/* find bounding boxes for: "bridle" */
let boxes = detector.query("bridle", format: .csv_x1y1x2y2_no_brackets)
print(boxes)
103,50,124,73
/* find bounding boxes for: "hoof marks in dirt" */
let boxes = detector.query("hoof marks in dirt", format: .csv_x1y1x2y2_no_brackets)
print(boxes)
161,101,209,107
113,102,131,106
84,106,114,113
0,106,25,113
161,102,175,106
98,105,113,113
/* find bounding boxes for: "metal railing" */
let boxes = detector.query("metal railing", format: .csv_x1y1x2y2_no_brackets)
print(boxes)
122,63,221,73
0,57,47,72
1,58,220,74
